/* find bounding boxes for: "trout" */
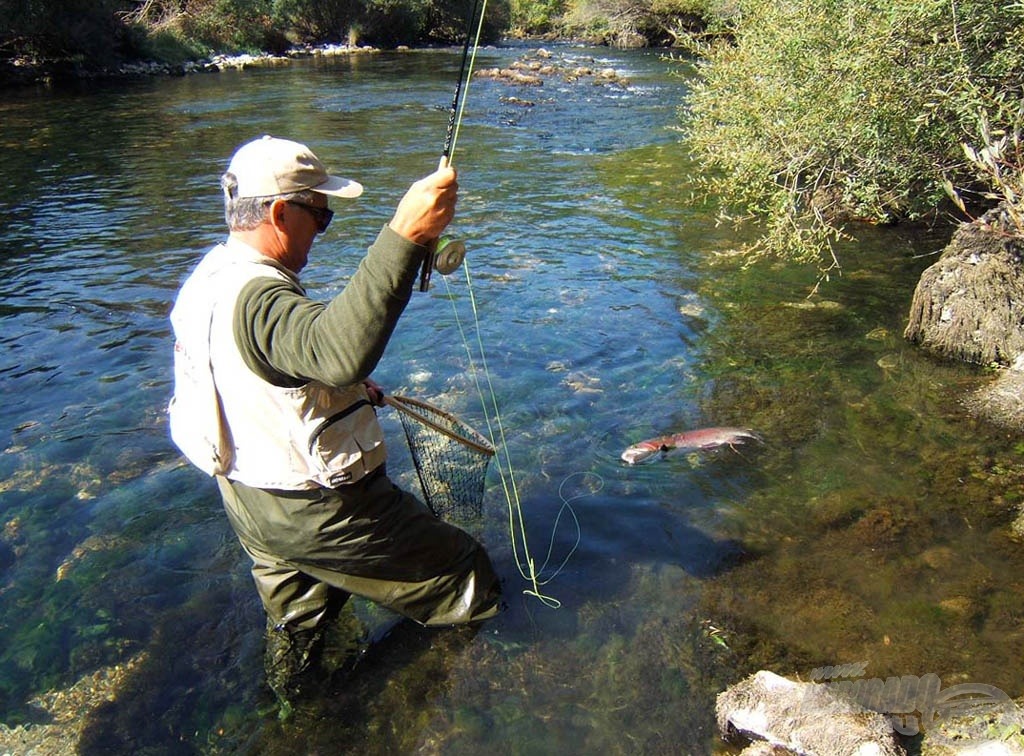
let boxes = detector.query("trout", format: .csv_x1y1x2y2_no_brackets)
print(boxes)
621,427,762,465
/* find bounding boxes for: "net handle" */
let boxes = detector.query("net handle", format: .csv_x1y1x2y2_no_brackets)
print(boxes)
382,395,495,457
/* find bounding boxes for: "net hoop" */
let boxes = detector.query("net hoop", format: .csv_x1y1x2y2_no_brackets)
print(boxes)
383,395,495,456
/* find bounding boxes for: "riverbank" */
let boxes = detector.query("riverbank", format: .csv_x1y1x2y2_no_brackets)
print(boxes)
0,42,380,89
0,34,661,90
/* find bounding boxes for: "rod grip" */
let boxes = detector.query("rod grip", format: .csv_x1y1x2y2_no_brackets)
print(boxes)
418,155,454,293
419,238,438,292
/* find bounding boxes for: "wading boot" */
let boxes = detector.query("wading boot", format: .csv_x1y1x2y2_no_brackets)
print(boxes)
264,618,325,719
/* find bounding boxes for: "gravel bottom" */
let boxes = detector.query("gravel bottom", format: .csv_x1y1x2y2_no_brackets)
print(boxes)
0,652,147,756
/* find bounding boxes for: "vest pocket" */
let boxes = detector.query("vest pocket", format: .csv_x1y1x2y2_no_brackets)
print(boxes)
308,399,385,486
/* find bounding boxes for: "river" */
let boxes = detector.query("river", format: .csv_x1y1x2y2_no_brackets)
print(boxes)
0,41,1022,754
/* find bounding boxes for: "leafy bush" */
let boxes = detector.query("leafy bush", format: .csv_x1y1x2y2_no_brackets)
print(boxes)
2,0,133,65
556,0,721,45
1,0,508,72
358,0,429,47
953,93,1024,235
509,0,565,34
273,0,366,44
135,27,212,63
174,0,291,54
343,0,508,47
680,0,1024,273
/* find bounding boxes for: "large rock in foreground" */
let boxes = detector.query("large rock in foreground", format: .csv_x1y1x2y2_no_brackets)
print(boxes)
904,205,1024,366
717,670,902,755
717,670,1024,756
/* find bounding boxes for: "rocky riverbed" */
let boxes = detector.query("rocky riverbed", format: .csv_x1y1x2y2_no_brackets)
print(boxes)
0,652,147,755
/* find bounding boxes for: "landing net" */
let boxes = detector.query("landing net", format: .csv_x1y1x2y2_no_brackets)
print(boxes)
384,395,494,521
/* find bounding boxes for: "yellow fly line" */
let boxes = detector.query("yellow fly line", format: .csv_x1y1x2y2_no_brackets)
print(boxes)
442,265,590,608
438,0,588,607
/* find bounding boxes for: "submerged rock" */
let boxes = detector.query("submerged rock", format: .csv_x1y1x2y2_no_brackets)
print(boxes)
921,693,1024,755
718,670,1024,755
475,48,631,89
55,533,128,581
475,67,543,86
961,349,1024,433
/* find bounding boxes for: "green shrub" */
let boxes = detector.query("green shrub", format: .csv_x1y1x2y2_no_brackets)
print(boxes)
137,27,212,63
272,0,365,44
359,0,429,47
2,0,133,65
176,0,290,54
509,0,565,34
556,0,722,45
680,0,1024,273
1,0,511,69
416,0,509,45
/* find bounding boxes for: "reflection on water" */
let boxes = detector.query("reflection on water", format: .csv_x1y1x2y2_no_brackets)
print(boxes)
1,43,1022,753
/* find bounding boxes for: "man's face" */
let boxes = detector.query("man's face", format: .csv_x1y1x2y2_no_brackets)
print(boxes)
274,195,331,273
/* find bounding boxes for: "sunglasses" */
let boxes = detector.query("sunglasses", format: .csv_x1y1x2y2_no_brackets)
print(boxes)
287,201,334,234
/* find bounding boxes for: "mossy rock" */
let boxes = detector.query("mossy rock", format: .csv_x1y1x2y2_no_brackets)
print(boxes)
904,204,1024,367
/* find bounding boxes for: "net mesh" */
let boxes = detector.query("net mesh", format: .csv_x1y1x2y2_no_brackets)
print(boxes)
385,395,494,521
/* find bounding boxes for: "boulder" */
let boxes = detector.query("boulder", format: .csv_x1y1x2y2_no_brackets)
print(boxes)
717,670,902,755
905,204,1024,433
904,204,1024,366
962,353,1024,432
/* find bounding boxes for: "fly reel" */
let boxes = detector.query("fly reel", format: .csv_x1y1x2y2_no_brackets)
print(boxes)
419,237,467,291
434,237,466,275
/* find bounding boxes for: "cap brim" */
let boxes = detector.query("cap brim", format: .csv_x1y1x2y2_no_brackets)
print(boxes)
314,175,364,199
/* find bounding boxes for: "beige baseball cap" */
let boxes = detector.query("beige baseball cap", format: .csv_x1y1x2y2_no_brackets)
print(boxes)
226,135,363,199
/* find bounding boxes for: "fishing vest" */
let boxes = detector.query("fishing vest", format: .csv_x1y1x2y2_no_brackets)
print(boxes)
168,238,386,489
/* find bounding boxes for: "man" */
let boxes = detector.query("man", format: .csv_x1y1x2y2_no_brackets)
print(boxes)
168,135,502,711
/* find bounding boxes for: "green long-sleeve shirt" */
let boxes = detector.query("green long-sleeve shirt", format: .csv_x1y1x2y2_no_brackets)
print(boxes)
232,225,427,388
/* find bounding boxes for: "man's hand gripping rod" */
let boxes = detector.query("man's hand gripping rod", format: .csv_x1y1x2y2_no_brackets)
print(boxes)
418,155,467,292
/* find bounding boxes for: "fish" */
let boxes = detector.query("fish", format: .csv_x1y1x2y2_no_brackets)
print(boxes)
621,427,762,465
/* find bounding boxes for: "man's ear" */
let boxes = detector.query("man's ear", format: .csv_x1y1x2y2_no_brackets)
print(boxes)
267,198,289,230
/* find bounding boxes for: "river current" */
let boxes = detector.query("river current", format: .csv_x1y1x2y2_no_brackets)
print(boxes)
1,42,1022,753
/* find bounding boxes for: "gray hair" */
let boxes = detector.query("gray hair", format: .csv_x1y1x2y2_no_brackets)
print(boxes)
220,172,321,231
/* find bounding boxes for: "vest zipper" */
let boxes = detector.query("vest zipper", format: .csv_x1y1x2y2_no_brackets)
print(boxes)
307,399,372,456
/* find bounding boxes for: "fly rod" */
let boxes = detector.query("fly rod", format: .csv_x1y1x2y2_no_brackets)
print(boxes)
419,0,485,292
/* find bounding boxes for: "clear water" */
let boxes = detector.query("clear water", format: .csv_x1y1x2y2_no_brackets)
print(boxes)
1,42,1022,754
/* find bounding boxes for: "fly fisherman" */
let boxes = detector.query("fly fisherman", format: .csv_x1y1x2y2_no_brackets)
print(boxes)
168,135,502,713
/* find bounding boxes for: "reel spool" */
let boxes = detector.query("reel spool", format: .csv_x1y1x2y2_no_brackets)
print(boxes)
418,237,467,292
434,237,466,275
